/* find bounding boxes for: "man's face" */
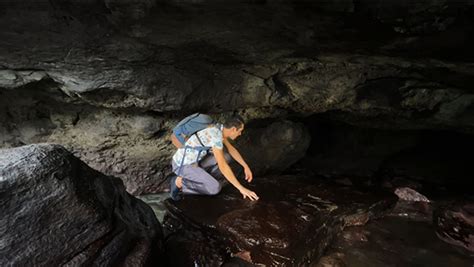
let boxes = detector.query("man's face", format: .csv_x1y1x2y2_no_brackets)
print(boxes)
229,124,244,140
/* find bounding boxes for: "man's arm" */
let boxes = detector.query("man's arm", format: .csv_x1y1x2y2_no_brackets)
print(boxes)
214,147,258,201
223,138,253,182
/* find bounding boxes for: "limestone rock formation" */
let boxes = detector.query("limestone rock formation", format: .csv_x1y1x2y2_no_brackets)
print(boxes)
0,144,163,266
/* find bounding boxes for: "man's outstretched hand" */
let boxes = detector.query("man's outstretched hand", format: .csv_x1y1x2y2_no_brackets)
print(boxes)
244,166,253,182
239,187,259,201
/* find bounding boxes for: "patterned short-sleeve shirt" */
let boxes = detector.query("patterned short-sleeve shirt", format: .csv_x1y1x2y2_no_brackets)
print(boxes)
172,125,224,166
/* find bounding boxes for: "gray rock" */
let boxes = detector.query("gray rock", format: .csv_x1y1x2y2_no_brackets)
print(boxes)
1,2,473,132
394,187,430,202
0,144,164,266
236,119,311,176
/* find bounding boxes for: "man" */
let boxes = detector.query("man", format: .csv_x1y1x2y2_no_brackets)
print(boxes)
170,115,259,201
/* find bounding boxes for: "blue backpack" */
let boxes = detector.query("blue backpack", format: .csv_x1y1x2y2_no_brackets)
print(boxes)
172,113,216,177
173,113,215,146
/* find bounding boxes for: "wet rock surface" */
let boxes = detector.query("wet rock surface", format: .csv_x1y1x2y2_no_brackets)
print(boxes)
318,216,474,267
388,200,433,222
162,175,396,266
434,201,474,253
0,144,164,266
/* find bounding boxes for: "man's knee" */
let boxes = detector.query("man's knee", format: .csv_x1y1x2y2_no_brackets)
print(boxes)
207,181,222,195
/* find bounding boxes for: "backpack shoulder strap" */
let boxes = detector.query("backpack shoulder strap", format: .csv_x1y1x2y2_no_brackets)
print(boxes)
195,131,205,147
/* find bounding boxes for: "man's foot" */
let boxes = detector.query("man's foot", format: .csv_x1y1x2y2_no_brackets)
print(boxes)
233,251,252,262
170,175,182,201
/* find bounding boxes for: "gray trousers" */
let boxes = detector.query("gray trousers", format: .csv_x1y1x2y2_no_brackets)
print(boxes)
172,151,232,196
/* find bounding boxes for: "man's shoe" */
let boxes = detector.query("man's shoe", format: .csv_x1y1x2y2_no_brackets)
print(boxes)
170,175,182,201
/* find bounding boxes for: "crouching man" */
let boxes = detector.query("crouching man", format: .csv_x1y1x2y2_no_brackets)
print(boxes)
170,114,259,201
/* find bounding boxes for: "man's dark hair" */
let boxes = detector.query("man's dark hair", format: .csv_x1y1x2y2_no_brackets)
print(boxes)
223,114,245,129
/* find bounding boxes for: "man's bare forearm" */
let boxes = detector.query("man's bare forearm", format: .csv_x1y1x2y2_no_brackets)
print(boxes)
224,139,248,168
218,161,244,191
215,146,258,201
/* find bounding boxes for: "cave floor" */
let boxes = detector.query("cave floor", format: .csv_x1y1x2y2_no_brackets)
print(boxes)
139,174,473,266
318,216,473,267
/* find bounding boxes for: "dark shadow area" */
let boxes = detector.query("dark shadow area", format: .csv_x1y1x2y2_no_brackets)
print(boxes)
292,114,474,197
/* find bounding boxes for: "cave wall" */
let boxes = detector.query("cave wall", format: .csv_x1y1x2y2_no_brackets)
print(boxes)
1,0,474,194
0,82,311,194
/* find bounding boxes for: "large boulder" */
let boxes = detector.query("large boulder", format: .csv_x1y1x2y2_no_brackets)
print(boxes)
0,144,163,266
236,119,311,176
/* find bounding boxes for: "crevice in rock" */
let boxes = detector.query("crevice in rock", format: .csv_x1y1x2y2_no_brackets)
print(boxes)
150,129,168,140
72,111,81,126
